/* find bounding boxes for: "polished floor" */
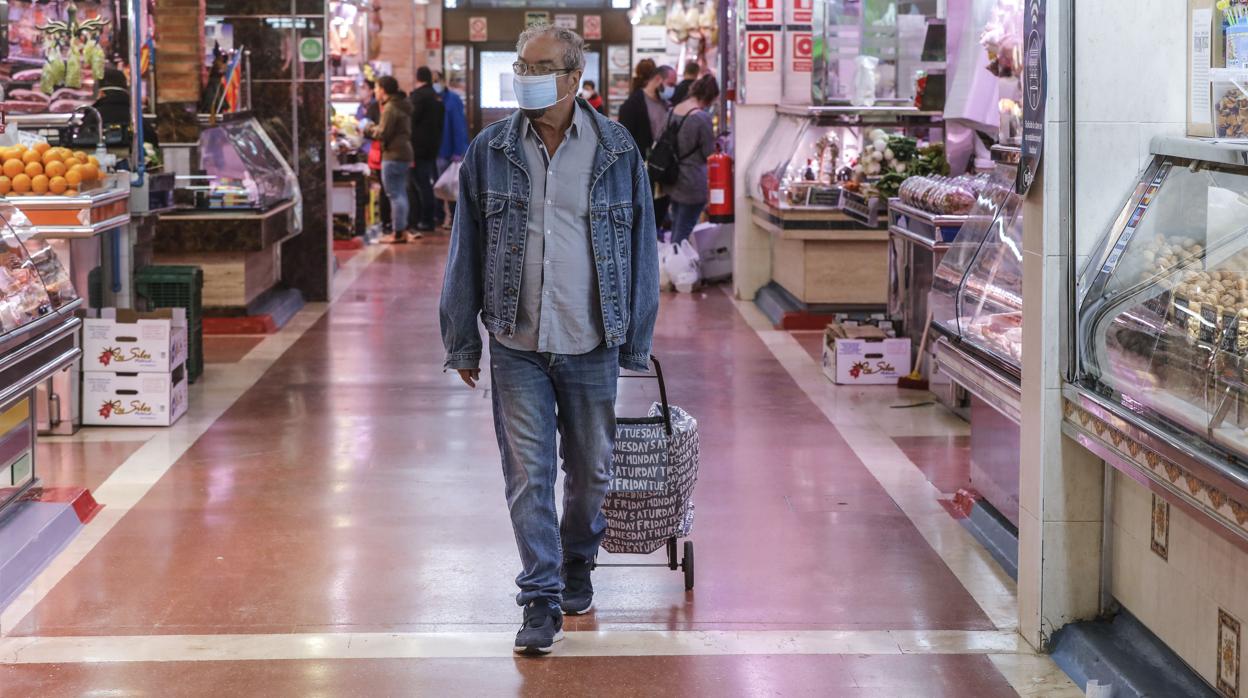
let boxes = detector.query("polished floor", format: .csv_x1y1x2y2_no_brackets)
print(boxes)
0,242,1079,696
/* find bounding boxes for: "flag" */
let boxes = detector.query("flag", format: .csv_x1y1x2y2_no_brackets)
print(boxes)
139,36,155,76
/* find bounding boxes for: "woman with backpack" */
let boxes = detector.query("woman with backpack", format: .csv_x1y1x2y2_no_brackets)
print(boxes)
660,75,720,245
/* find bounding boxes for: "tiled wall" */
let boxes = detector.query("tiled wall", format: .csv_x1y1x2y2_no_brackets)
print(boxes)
1112,472,1243,696
1072,0,1187,260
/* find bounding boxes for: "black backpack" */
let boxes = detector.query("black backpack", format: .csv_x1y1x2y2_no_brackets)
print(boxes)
646,112,694,187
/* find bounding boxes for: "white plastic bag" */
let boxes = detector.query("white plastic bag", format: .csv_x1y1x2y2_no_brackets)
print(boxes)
852,55,880,107
658,244,674,292
434,161,461,201
665,240,701,293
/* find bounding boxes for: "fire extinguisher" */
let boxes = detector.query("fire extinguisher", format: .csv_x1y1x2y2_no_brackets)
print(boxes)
707,144,734,223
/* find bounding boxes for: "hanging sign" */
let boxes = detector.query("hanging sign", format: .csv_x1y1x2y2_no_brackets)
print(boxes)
1018,0,1045,195
298,37,323,62
583,15,602,40
743,31,783,104
426,28,442,51
469,16,488,42
554,14,577,30
746,0,780,25
525,11,551,28
786,0,813,24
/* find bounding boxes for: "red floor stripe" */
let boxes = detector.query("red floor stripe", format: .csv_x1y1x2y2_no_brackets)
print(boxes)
203,316,277,335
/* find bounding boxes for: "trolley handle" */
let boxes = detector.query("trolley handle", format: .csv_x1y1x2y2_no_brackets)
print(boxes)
618,354,673,437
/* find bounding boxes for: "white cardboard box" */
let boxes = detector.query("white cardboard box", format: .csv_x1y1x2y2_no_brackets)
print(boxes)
82,308,188,374
822,324,912,385
83,366,188,427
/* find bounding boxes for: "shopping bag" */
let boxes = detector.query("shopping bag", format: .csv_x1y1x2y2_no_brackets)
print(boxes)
664,239,701,293
434,160,461,201
658,244,674,292
603,357,701,555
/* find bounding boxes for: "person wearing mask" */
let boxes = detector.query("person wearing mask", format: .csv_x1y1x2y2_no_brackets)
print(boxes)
440,25,658,655
662,74,720,245
434,71,468,230
579,79,606,114
364,76,414,244
670,60,699,106
408,66,445,235
658,64,678,102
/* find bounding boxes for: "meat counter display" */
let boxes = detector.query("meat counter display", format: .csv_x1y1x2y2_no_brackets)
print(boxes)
1067,137,1248,547
0,203,83,514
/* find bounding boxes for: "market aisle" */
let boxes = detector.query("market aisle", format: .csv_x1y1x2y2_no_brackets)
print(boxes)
0,243,1078,696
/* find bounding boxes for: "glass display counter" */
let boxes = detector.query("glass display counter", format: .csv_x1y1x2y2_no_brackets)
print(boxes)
1068,137,1248,547
927,146,1024,526
746,105,944,312
157,114,301,311
0,203,83,513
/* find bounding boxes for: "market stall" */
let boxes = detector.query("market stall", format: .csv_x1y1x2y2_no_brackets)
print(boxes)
156,114,301,313
746,105,945,312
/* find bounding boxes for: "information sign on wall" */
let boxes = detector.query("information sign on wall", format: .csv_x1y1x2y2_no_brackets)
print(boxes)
583,14,602,40
426,28,442,51
469,16,488,42
525,11,551,28
554,14,577,30
746,0,780,25
743,31,783,103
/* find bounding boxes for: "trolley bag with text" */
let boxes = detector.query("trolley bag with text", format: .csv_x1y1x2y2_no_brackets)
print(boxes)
601,356,700,589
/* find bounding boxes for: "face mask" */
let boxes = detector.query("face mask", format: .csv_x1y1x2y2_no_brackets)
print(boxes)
661,85,676,101
513,72,570,115
433,83,445,94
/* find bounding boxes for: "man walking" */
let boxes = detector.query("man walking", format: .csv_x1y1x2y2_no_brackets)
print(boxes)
439,25,659,655
434,71,468,230
409,66,445,234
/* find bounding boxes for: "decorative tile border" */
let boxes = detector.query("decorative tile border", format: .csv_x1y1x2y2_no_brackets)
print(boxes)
1063,399,1248,540
1151,494,1170,561
1220,609,1241,698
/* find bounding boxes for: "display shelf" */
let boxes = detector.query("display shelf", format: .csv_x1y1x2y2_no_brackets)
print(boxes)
750,200,889,240
887,199,968,245
5,185,131,239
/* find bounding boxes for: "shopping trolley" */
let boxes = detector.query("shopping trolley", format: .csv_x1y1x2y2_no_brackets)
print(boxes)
596,356,700,591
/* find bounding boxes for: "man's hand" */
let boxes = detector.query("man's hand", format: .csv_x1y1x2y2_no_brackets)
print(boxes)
458,369,481,388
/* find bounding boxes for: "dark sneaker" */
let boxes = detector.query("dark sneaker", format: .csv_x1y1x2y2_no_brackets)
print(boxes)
514,600,563,654
561,559,594,615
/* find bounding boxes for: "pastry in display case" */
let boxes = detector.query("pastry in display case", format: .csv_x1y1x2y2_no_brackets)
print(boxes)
179,117,298,212
1076,138,1248,460
930,146,1024,372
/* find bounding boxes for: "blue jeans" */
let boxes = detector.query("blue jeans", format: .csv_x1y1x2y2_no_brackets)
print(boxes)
489,337,618,606
669,200,706,245
380,160,409,233
410,158,439,228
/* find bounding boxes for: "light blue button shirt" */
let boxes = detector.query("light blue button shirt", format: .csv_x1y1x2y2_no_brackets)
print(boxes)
497,103,604,355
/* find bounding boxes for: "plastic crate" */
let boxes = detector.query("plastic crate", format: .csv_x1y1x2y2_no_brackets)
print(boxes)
135,266,204,384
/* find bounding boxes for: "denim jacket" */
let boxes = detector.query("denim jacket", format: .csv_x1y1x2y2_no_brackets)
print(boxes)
439,101,660,372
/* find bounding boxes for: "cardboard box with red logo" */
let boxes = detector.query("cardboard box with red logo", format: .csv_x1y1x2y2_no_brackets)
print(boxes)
82,308,188,374
83,366,189,427
821,323,911,385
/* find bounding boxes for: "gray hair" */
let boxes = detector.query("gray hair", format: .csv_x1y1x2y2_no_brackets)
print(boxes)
516,24,586,72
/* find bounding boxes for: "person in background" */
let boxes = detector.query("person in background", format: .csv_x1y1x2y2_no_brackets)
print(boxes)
358,78,392,235
670,60,699,106
434,71,468,230
365,76,415,244
618,59,672,230
440,25,659,656
658,65,678,102
617,59,662,158
579,79,606,114
663,74,720,245
408,65,445,235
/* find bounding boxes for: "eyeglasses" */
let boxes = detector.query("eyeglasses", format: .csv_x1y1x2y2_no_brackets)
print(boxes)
513,61,571,77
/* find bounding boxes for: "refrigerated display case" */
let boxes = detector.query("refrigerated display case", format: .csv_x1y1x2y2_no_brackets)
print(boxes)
0,202,82,514
1067,138,1248,544
928,145,1023,524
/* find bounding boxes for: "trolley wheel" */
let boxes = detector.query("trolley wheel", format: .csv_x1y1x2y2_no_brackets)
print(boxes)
681,541,695,591
666,537,679,570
